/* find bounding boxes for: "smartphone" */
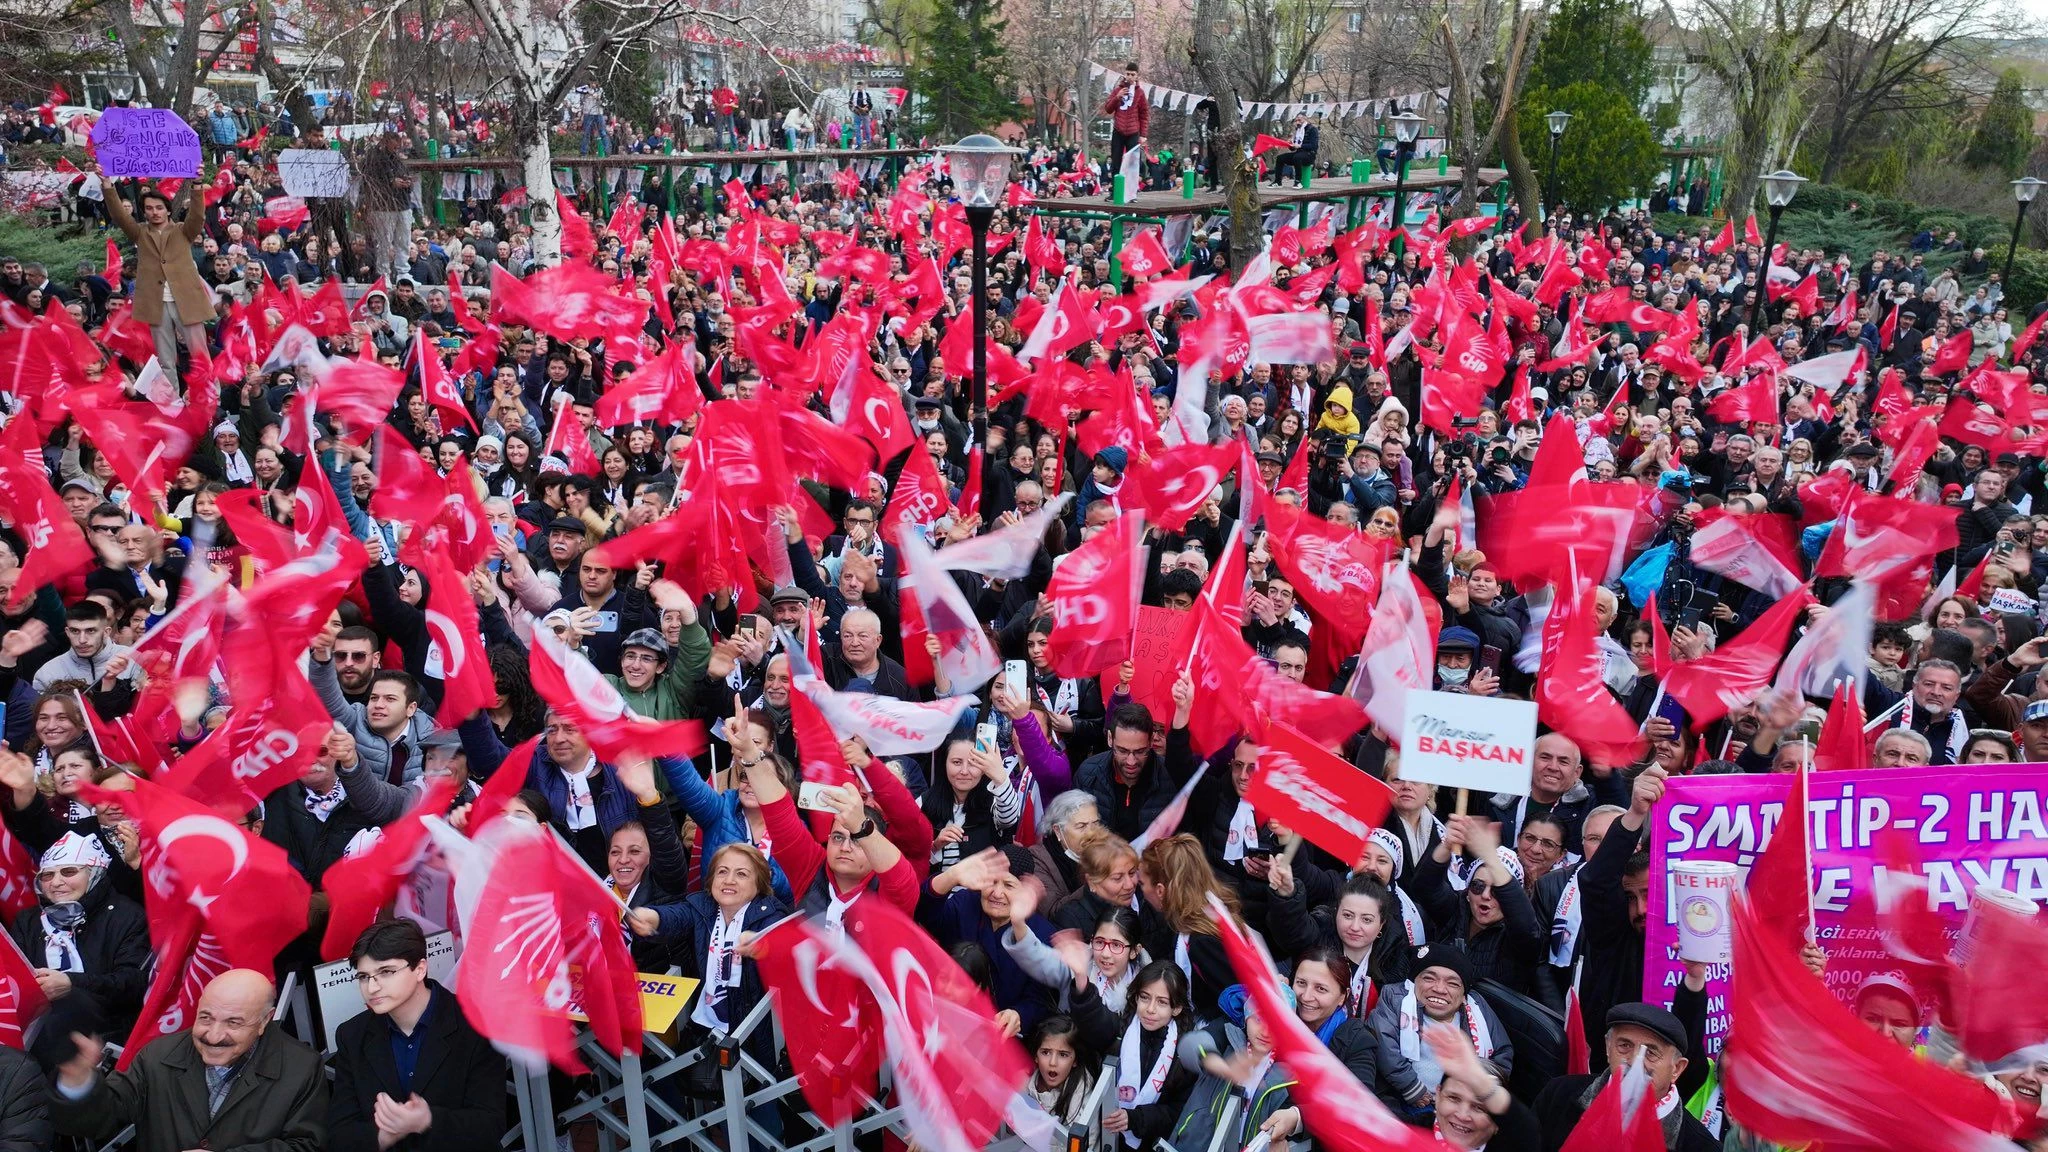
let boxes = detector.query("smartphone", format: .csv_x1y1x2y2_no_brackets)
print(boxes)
1477,644,1503,676
1654,692,1688,733
1003,660,1028,700
975,722,998,755
1252,579,1271,597
796,782,845,812
739,613,767,639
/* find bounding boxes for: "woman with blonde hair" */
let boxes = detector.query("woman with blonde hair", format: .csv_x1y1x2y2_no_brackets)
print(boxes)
1138,834,1242,1021
1053,827,1150,934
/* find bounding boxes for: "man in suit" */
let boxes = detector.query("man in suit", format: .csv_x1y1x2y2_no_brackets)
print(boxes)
1273,114,1320,185
49,968,327,1152
328,919,506,1152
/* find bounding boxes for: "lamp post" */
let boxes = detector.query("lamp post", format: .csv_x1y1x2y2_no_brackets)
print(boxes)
940,133,1020,515
1387,111,1423,256
1544,110,1571,223
2004,177,2044,288
1745,168,1806,338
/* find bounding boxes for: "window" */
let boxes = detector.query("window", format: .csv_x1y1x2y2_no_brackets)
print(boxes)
1348,11,1362,31
1307,54,1324,73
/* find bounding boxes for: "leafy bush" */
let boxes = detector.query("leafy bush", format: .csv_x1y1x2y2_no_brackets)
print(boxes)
0,210,104,287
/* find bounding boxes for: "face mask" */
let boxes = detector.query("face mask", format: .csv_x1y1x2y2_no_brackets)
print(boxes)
1437,665,1470,686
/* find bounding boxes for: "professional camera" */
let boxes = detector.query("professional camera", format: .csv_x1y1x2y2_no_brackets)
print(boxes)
1445,432,1482,461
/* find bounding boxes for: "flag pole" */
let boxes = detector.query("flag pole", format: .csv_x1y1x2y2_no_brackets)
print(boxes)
1861,694,1909,733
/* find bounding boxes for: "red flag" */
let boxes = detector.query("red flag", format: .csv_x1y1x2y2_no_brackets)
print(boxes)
556,191,597,260
1707,373,1780,425
1947,885,2048,1066
1176,596,1368,757
1877,302,1902,352
490,262,646,346
1745,756,1814,958
1814,488,1959,580
752,915,885,1127
530,628,706,761
0,412,93,609
2012,306,2048,361
597,340,702,429
369,424,446,526
80,775,312,1065
1277,426,1312,495
414,337,476,433
1557,1054,1666,1152
1706,219,1735,255
1721,893,2015,1152
956,445,983,522
1564,966,1591,1076
545,398,602,475
833,895,1034,1152
317,777,459,960
1044,511,1145,677
1209,899,1444,1152
1812,680,1867,771
881,445,951,546
1936,396,2013,453
1535,576,1645,767
1657,592,1811,726
778,405,874,492
1926,327,1973,377
102,238,123,285
1356,564,1436,739
0,820,37,929
298,278,352,338
1127,441,1235,532
1116,228,1174,280
551,831,644,1057
436,821,586,1073
0,933,46,1049
419,547,498,722
1016,281,1096,364
1261,502,1390,652
1246,721,1394,863
1743,215,1763,247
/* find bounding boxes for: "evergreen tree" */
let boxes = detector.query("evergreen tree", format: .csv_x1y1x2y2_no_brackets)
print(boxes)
1527,0,1655,109
905,0,1018,140
1965,69,2037,178
1519,82,1662,213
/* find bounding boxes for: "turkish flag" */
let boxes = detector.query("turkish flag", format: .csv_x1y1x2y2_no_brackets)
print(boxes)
0,818,38,929
1658,591,1812,726
1722,893,2015,1152
1534,576,1645,767
66,375,218,509
1117,228,1173,280
530,628,706,761
491,262,646,346
420,547,499,723
1044,511,1145,677
299,278,353,338
1127,442,1235,532
1814,488,1958,580
1210,902,1443,1152
556,191,597,260
96,301,158,367
1176,596,1368,757
370,424,446,526
1557,1055,1666,1152
1017,280,1096,363
1935,396,2014,453
779,404,874,492
1926,328,1974,377
1812,680,1868,771
80,774,312,1066
317,777,459,961
751,913,885,1126
833,894,1034,1152
1246,722,1394,864
0,412,93,610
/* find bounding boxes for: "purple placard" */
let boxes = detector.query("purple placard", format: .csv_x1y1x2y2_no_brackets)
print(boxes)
1644,765,2048,1056
89,107,202,179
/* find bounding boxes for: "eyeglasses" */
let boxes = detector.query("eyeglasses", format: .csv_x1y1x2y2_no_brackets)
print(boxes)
1110,745,1150,762
352,963,414,986
844,515,876,526
333,651,373,663
90,524,121,535
36,866,87,881
1090,937,1129,953
1518,831,1564,852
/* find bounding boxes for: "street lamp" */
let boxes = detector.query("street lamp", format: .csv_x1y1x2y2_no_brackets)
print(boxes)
1387,111,1423,256
940,133,1020,515
1544,110,1571,223
1745,168,1806,337
2005,177,2045,288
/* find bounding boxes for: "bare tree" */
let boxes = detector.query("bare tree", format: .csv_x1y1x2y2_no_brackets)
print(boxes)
1186,0,1259,273
102,0,264,116
1683,0,1847,222
1439,0,1534,229
1806,0,2019,183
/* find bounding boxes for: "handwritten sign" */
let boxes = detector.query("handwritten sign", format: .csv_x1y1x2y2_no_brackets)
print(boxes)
1397,689,1537,795
277,148,350,197
313,930,458,1051
89,107,201,178
1106,605,1183,722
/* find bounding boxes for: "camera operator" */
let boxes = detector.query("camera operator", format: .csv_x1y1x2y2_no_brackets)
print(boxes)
1306,430,1361,517
1475,436,1526,495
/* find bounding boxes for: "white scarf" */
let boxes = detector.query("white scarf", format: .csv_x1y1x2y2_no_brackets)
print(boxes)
1899,704,1967,762
40,912,82,973
1115,1018,1176,1145
692,904,749,1031
222,450,253,485
1172,932,1191,980
303,780,347,822
561,760,597,830
1119,84,1136,112
824,880,861,933
1396,886,1428,946
1223,799,1258,863
1091,962,1137,1014
1348,959,1377,1015
1396,984,1495,1065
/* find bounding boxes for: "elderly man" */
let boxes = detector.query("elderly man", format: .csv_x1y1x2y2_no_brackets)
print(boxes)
1488,733,1625,855
1870,658,1967,765
1532,1002,1717,1151
51,969,327,1152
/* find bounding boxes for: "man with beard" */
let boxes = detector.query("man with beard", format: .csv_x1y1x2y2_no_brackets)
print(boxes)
329,624,382,707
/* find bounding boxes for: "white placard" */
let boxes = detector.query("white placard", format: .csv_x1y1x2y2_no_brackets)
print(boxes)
1397,689,1537,796
276,148,351,198
313,929,459,1051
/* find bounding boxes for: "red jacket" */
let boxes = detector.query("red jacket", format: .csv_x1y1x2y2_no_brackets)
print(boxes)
1102,80,1149,137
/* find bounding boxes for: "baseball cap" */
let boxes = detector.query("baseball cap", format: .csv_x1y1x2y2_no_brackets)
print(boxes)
2023,699,2048,725
60,476,101,497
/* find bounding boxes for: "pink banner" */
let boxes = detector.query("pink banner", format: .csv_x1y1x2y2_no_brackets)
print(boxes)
1645,765,2048,1055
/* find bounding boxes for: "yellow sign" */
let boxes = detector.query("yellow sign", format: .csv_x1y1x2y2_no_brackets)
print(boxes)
567,968,700,1035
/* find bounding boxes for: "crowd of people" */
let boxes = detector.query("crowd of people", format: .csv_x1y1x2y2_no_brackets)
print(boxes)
0,81,2044,1152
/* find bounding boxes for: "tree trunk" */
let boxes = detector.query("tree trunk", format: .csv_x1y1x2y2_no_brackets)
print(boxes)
515,95,562,264
1497,98,1542,239
1189,0,1260,274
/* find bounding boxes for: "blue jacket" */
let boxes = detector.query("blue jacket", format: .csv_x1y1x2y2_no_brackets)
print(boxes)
658,758,794,906
458,714,653,851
